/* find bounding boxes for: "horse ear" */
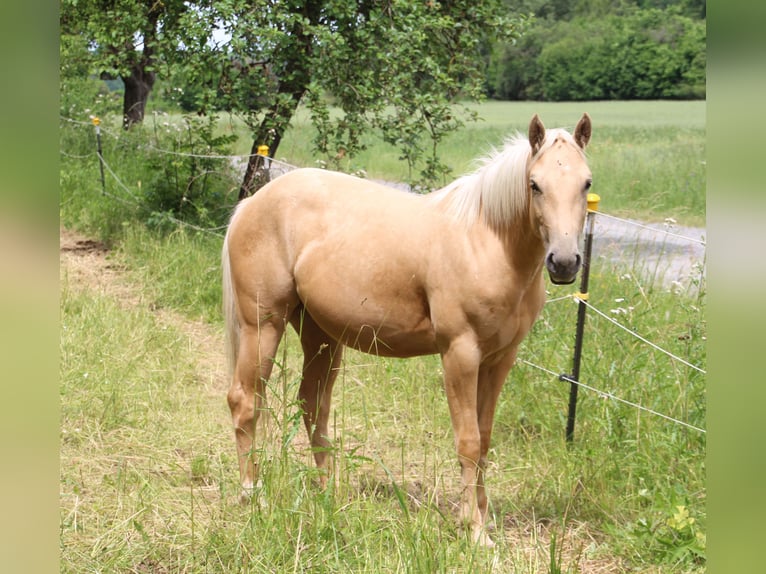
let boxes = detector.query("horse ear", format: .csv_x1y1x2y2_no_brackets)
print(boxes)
574,113,592,149
528,114,545,154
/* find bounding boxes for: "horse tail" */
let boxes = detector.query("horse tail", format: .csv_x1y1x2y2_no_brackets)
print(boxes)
222,231,240,379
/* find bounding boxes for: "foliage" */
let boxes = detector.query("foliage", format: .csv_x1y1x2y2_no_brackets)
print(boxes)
60,0,193,127
60,100,706,571
60,34,123,119
166,0,526,191
60,100,706,245
59,110,240,243
488,5,705,101
139,113,239,229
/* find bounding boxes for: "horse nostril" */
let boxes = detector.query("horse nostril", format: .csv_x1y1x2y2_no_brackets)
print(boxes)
546,252,556,270
547,251,581,273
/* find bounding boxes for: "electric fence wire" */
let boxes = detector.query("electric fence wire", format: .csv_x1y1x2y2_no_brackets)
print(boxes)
519,358,706,434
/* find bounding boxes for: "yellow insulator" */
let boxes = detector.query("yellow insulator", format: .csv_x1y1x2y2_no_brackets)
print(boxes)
257,144,269,157
587,192,601,212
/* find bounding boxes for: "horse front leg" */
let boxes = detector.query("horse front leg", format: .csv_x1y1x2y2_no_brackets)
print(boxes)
475,351,517,527
441,337,493,546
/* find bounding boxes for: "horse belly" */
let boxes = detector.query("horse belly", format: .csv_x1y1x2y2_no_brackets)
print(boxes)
294,257,437,357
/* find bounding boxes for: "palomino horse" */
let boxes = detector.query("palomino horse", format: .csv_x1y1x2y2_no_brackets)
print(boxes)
222,114,592,545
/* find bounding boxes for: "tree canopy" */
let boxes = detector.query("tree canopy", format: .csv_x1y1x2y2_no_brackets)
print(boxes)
61,0,194,128
487,0,705,101
61,0,526,192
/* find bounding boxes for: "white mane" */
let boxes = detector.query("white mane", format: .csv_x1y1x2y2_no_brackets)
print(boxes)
428,128,578,231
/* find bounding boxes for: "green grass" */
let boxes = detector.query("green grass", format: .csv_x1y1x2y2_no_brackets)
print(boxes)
60,225,705,572
60,100,706,572
63,101,705,228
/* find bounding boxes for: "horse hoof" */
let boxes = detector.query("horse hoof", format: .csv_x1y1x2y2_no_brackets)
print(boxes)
239,488,253,505
238,480,255,505
474,529,496,548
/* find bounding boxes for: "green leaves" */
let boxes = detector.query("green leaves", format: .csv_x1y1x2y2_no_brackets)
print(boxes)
190,0,524,190
63,0,525,188
491,6,706,101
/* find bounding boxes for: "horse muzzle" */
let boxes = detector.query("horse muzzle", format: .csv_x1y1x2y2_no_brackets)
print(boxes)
545,251,582,285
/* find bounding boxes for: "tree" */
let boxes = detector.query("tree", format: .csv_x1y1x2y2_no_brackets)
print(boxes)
61,0,526,191
179,0,526,195
61,0,190,129
488,1,705,101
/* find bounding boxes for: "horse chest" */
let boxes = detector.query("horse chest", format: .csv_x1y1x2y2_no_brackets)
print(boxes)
459,276,545,358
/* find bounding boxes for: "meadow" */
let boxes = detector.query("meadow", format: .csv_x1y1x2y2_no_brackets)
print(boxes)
60,100,706,572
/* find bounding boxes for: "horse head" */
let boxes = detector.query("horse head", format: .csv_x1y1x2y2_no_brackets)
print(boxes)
527,113,593,285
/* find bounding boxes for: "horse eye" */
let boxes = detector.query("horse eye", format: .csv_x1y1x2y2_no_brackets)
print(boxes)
530,181,541,195
584,180,593,191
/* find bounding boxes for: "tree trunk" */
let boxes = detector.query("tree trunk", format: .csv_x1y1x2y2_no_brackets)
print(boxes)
121,65,156,129
238,90,305,200
120,9,160,130
237,3,319,199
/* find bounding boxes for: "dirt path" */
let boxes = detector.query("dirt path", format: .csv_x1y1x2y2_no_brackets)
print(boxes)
59,227,227,393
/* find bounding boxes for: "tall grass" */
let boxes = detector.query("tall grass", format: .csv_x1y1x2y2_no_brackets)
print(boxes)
60,101,706,572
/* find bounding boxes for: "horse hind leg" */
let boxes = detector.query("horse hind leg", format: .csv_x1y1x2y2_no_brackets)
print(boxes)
290,309,343,488
227,318,285,502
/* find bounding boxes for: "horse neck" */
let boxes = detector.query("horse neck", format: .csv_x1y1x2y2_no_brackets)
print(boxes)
430,170,547,281
490,213,547,281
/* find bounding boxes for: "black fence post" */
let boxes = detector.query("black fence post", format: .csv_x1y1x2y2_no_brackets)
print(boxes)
562,193,600,443
92,116,106,195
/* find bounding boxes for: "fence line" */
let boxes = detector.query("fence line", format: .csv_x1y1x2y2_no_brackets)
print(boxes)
518,358,706,434
546,293,706,375
595,211,706,246
93,144,229,238
61,116,707,247
545,294,574,305
97,153,142,203
61,115,706,435
62,115,267,161
573,295,705,374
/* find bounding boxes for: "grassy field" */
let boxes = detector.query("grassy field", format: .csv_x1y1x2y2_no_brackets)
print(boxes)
59,101,706,572
217,100,705,226
66,100,705,228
